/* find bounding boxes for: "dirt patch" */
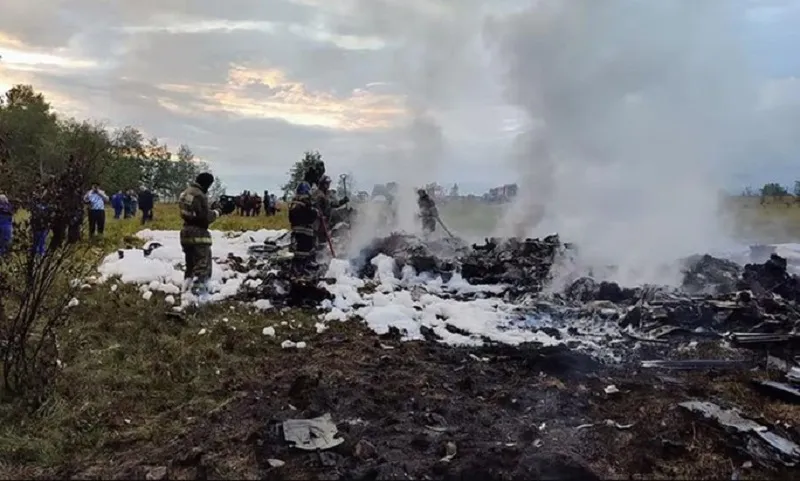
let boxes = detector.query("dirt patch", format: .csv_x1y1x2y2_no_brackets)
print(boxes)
51,322,796,480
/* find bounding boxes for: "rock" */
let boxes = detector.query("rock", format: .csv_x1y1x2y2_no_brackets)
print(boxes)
144,466,167,480
354,439,378,460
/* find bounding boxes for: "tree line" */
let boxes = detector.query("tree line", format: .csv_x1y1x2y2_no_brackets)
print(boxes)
741,182,800,205
0,84,220,202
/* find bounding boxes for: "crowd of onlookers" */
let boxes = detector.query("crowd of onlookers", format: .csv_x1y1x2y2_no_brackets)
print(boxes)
0,184,157,255
235,190,279,216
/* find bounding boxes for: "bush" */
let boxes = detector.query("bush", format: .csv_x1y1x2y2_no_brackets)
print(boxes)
0,156,100,407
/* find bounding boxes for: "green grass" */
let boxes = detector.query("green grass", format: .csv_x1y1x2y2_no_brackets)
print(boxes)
2,197,800,477
96,204,290,249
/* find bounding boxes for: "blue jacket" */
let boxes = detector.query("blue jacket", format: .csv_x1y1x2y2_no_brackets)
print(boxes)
111,193,123,209
0,199,12,226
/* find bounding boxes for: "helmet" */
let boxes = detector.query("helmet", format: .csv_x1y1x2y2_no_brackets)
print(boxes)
296,181,311,196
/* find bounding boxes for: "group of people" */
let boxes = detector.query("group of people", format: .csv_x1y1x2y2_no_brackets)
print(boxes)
235,190,278,216
0,183,160,256
170,166,443,300
111,189,155,222
288,162,350,274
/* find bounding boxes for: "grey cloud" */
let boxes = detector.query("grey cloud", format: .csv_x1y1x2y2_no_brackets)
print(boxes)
3,0,800,199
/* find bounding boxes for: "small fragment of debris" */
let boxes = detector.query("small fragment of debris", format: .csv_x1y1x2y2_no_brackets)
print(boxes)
679,401,800,465
165,295,175,305
142,291,153,301
440,441,457,463
751,380,800,404
198,328,207,336
283,413,344,451
604,385,620,395
354,439,377,460
267,459,285,468
67,298,80,308
604,419,635,430
641,359,749,371
262,327,276,337
144,466,167,480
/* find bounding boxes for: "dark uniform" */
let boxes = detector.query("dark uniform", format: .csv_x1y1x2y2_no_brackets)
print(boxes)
178,173,219,293
417,189,438,234
312,176,349,245
289,181,317,272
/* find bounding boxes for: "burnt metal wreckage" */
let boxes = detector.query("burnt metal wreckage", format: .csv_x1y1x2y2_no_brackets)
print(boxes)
184,227,800,472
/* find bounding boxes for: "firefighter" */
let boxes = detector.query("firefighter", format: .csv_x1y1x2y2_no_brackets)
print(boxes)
312,175,348,245
417,189,438,235
178,173,221,297
289,181,318,273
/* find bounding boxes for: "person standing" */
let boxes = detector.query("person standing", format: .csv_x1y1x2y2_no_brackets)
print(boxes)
129,190,138,217
111,191,124,219
122,191,133,218
289,181,318,274
138,187,155,224
417,189,438,235
269,194,277,215
178,173,220,297
0,194,13,255
84,183,109,239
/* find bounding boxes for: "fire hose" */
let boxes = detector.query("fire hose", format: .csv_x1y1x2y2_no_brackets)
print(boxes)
318,209,336,257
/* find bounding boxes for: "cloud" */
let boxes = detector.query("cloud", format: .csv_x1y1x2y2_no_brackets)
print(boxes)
0,0,798,198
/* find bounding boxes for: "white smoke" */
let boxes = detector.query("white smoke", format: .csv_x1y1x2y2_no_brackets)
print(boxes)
485,0,760,286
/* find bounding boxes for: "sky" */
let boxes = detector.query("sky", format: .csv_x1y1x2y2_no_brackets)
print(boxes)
1,0,800,194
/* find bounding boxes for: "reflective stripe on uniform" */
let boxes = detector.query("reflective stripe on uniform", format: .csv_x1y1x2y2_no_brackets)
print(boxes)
292,226,315,236
182,237,213,244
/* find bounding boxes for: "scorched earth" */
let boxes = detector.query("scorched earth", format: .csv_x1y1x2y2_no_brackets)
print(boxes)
88,228,800,480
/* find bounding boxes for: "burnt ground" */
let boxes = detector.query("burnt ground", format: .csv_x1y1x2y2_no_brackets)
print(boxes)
57,321,797,481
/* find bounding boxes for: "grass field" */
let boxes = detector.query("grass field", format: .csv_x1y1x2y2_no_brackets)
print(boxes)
2,198,800,477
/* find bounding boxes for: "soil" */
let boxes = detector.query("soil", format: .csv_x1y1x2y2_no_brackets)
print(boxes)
58,323,798,480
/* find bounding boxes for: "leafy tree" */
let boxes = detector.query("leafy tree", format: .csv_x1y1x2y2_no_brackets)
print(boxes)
760,183,789,197
449,183,459,197
208,176,227,201
282,150,323,197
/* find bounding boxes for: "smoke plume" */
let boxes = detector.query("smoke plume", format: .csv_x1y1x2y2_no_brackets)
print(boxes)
485,0,760,286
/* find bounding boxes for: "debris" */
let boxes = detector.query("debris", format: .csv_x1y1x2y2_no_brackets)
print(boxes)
67,298,79,308
641,360,750,371
604,419,635,430
198,328,207,336
283,413,344,451
679,401,800,466
604,385,620,395
354,439,377,460
262,327,276,337
440,441,457,463
751,381,800,404
267,459,285,468
144,466,167,480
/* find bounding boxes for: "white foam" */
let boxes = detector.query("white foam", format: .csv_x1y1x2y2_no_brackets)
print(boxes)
98,229,800,351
